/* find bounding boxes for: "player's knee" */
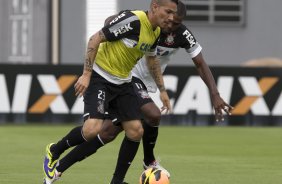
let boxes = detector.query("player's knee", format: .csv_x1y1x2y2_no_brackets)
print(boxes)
130,127,144,141
126,124,144,141
99,121,123,143
146,111,161,127
82,119,103,141
99,129,120,143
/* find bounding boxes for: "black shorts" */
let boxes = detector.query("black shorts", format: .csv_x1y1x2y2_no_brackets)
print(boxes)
110,77,154,125
132,77,153,107
83,71,141,122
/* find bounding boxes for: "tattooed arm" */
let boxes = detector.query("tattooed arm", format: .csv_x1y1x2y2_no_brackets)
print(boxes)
146,56,165,91
74,30,107,97
146,55,171,113
83,30,107,73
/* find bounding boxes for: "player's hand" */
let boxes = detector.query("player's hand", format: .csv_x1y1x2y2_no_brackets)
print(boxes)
74,73,91,97
211,93,233,122
160,90,172,114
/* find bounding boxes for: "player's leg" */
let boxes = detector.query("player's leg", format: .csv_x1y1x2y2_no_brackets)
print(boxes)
140,102,161,165
131,77,161,165
131,77,170,176
55,120,123,174
43,75,105,161
48,118,103,157
141,103,170,177
110,119,143,184
43,71,107,184
43,119,103,184
110,84,143,184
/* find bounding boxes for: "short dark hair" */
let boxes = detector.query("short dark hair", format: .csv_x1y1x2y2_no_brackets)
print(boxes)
155,0,178,5
177,1,186,17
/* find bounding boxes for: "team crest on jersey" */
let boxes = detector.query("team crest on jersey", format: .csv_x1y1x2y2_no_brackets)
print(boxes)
165,33,175,45
139,90,150,99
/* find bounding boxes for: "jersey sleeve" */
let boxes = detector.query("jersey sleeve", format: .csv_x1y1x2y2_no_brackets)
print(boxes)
179,25,202,58
101,11,141,42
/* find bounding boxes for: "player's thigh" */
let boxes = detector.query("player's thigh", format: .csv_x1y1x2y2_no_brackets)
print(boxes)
132,77,153,107
113,84,142,122
140,102,161,126
83,71,113,120
132,77,161,126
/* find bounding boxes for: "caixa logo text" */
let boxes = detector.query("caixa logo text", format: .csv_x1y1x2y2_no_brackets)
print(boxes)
0,74,83,114
151,76,282,116
1,74,282,116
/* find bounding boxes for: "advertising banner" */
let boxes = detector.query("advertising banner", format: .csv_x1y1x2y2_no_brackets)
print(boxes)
1,65,282,125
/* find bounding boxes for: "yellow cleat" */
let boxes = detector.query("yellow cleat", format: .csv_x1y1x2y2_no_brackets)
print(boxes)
43,143,59,182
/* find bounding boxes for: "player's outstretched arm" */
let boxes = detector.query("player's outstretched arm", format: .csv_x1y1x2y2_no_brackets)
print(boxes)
192,53,233,122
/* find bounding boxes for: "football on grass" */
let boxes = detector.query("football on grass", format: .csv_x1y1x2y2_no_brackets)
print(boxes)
139,167,170,184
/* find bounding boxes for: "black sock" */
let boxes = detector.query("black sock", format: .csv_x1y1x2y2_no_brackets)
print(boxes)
56,135,104,173
142,121,159,165
111,136,140,183
51,126,86,159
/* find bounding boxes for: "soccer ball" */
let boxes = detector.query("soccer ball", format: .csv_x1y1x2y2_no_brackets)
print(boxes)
139,167,170,184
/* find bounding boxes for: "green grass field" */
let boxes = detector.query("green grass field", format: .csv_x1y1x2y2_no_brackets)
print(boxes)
0,125,282,184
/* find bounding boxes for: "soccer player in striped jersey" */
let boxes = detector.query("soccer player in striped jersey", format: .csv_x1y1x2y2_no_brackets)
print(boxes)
42,0,179,184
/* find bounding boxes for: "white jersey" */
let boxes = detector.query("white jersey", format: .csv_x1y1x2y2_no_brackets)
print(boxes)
132,24,202,93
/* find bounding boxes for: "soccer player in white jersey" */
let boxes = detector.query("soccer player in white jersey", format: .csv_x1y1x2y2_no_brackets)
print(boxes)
44,1,232,183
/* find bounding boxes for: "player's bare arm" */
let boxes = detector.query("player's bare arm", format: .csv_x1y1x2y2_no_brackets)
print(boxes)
74,30,107,97
193,53,218,95
146,56,165,92
146,55,172,113
84,31,106,72
193,53,233,121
